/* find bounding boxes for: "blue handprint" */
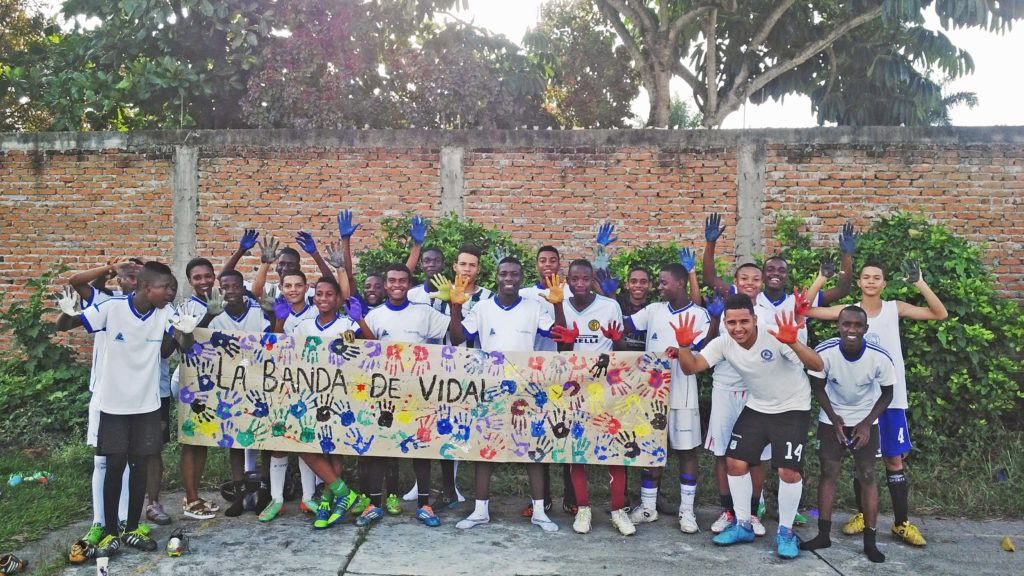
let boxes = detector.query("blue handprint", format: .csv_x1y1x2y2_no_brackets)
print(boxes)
217,421,236,448
198,373,216,392
246,390,270,418
344,428,374,455
332,400,355,427
360,341,381,371
570,420,585,439
596,222,618,246
436,405,453,435
409,215,429,245
319,426,336,454
399,434,423,454
289,389,314,419
526,382,548,409
337,210,360,239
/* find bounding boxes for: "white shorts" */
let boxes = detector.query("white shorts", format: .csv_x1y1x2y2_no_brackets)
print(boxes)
668,408,701,451
87,399,100,447
705,387,770,460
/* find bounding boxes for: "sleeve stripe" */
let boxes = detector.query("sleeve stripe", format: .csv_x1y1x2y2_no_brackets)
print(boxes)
80,314,98,334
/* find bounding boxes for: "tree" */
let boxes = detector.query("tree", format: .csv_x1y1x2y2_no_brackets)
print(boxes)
0,0,48,130
523,0,640,128
668,93,702,128
592,0,1022,128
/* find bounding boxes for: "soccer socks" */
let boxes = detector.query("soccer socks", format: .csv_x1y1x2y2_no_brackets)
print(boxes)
298,457,318,501
103,454,128,536
92,457,130,526
640,469,658,510
608,466,626,511
727,473,754,524
531,498,553,524
124,456,148,533
800,519,832,550
887,469,909,526
244,448,258,473
679,474,697,514
270,457,288,502
777,478,803,530
569,465,590,507
328,478,350,499
864,527,886,563
413,459,431,507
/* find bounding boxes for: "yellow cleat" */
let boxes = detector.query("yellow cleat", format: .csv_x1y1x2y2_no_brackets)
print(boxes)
892,521,927,546
841,512,865,535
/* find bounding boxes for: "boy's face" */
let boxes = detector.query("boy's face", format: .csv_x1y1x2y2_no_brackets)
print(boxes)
627,270,650,301
657,270,684,302
116,263,140,293
733,266,763,299
421,250,445,278
857,266,886,297
536,250,560,281
281,274,308,305
363,276,384,306
763,258,789,292
723,308,757,346
313,282,340,315
188,265,216,299
385,270,411,303
454,252,480,284
567,264,593,298
219,276,245,307
837,309,869,346
141,274,176,309
496,262,523,298
276,252,300,279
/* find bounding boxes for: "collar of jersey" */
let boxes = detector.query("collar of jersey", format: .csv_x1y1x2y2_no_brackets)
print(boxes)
534,282,547,290
493,295,522,311
762,290,787,307
385,299,410,311
189,295,207,308
667,301,694,315
226,304,251,324
569,294,599,314
316,312,341,331
839,340,867,362
291,303,311,317
127,293,155,321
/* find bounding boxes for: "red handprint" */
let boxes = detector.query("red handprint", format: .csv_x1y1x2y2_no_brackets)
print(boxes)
385,344,406,375
411,345,430,376
592,412,622,435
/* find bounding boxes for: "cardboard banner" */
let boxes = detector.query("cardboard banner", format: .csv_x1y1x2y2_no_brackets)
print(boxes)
178,328,672,467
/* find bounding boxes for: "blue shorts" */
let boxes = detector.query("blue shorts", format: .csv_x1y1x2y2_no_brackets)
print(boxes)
877,408,912,457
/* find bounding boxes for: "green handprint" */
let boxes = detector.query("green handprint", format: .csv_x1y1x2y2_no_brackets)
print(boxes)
237,420,266,447
572,437,591,463
302,336,323,363
182,418,196,437
271,408,291,438
299,415,316,443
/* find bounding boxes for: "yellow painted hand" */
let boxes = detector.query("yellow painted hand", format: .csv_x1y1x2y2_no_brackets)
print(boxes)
542,274,564,304
450,274,470,306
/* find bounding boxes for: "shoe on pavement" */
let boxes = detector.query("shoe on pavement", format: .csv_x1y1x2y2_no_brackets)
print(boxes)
711,511,735,534
573,506,593,534
258,500,284,523
68,540,97,564
842,512,865,535
385,493,402,515
455,513,490,530
628,505,659,524
327,491,358,527
417,505,441,527
750,516,767,537
121,528,158,552
146,502,171,525
521,499,553,518
355,505,385,527
95,534,121,558
678,509,699,534
300,499,318,514
350,493,371,515
313,495,332,529
776,526,800,559
182,498,216,520
531,516,559,533
892,521,927,546
83,522,104,546
712,521,756,546
610,509,636,536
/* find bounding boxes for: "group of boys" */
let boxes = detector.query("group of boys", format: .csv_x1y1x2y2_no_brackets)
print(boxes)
55,210,947,564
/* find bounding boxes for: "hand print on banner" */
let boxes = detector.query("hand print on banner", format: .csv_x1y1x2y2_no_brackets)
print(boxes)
179,328,670,466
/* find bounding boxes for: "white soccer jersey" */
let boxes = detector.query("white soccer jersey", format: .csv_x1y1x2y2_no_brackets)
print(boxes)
809,338,896,424
80,294,177,415
209,301,270,333
711,285,758,392
408,283,493,344
176,294,209,319
563,294,623,352
83,287,121,392
755,290,821,344
698,325,811,414
292,313,360,341
283,302,320,335
627,301,710,410
858,300,909,410
520,283,570,352
462,296,555,353
365,300,449,345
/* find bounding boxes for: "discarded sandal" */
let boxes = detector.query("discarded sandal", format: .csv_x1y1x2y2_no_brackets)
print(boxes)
0,553,27,575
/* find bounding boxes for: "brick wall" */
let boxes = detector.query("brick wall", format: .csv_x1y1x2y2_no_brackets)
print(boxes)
1,127,1022,310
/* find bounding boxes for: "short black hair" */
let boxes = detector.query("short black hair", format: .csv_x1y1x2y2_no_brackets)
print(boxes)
661,262,688,281
568,259,593,274
457,244,482,261
281,270,307,284
383,263,412,280
422,246,444,259
724,293,755,315
497,256,522,270
537,245,559,258
186,257,214,278
839,305,868,322
734,262,761,277
279,247,300,260
859,260,886,277
315,276,341,294
763,255,788,269
219,269,244,284
139,261,174,284
628,266,651,280
128,257,146,266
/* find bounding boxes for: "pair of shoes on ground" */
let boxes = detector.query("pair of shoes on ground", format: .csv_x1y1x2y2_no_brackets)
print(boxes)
572,507,636,536
710,511,766,536
843,513,927,546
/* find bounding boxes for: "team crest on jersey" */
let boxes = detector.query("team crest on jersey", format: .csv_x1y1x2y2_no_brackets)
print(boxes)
760,349,774,361
489,328,496,336
114,332,125,342
865,333,880,345
588,319,600,331
379,329,390,338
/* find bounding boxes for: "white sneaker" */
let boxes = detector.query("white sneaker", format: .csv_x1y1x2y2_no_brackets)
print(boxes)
628,505,659,524
750,516,766,537
402,483,419,502
678,509,699,534
573,506,592,534
455,514,489,530
711,511,735,534
610,509,636,536
531,516,559,533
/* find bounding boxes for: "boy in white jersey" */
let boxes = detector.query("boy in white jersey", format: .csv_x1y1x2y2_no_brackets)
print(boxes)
356,263,451,528
675,294,823,559
801,306,894,563
56,262,198,557
548,260,634,535
806,261,947,547
223,228,332,301
624,262,710,534
451,257,566,533
336,210,422,314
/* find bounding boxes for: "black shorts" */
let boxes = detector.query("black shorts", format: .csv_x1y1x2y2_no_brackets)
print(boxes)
160,395,171,444
817,421,879,464
726,408,810,473
96,408,163,457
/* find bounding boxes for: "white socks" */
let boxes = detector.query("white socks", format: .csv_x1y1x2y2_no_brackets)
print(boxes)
777,479,803,530
270,457,288,503
680,483,697,513
92,456,129,525
727,473,754,524
640,485,658,510
298,457,318,501
532,498,552,523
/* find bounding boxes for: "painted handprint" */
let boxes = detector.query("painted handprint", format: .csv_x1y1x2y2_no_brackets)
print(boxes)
344,428,374,455
487,351,505,377
360,341,382,371
298,415,316,443
271,408,292,438
328,337,359,366
217,421,236,448
377,400,395,428
385,344,406,375
479,432,505,460
315,393,334,422
526,382,549,409
440,345,456,372
592,412,622,435
647,400,668,430
246,390,270,418
435,405,453,435
453,412,472,442
590,353,611,378
289,389,314,419
571,436,591,463
236,420,267,448
463,349,487,375
331,400,355,427
530,417,546,438
529,436,553,463
399,433,424,454
606,366,630,396
641,439,667,464
318,426,336,454
411,345,430,376
547,408,570,439
301,336,323,363
415,413,438,442
615,431,641,459
210,331,241,357
215,390,243,420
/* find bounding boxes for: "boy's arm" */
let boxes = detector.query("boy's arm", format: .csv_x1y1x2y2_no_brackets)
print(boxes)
788,340,824,372
805,303,845,321
801,268,830,310
67,263,117,300
222,229,259,273
251,235,280,299
676,347,711,375
448,303,467,346
296,231,333,280
896,263,948,321
701,213,729,295
336,210,360,296
820,222,856,305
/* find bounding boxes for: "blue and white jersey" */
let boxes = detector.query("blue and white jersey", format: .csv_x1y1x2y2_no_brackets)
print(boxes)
462,295,555,353
810,338,897,424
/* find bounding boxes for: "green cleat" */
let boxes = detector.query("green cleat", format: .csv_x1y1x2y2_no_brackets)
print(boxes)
385,493,401,516
794,512,808,526
258,500,284,523
350,493,371,515
83,522,104,546
313,494,333,529
327,491,358,527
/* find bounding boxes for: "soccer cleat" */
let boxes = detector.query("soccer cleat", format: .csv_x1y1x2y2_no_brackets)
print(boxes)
628,505,659,524
350,493,371,515
750,516,767,537
531,516,559,533
0,554,27,575
794,511,808,525
355,505,385,527
892,521,927,546
842,512,866,535
121,528,158,552
573,506,593,534
385,493,401,515
711,511,735,534
96,534,121,557
776,526,800,559
146,502,171,525
68,540,97,564
327,491,358,526
258,500,284,523
313,495,332,529
166,527,189,557
300,499,318,514
712,521,756,546
416,505,441,527
757,501,766,519
521,499,553,518
610,509,636,536
678,510,699,534
83,522,105,546
455,513,490,530
182,498,216,520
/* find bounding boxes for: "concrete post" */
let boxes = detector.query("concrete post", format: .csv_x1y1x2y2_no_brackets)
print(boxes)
439,146,465,217
735,140,766,263
171,145,199,295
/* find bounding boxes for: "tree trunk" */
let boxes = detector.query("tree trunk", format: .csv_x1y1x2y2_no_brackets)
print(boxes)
646,62,672,128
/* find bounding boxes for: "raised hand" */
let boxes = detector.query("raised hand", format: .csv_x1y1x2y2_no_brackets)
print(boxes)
793,286,811,317
409,215,429,245
768,311,805,344
205,287,225,316
491,245,510,265
324,242,345,269
551,322,580,345
902,261,921,284
669,313,704,347
337,210,360,239
705,213,725,242
295,230,317,254
259,284,280,316
596,222,618,247
595,268,618,296
428,274,452,301
273,296,291,321
705,289,725,317
239,228,259,252
678,247,697,273
55,286,80,317
169,313,200,334
542,274,564,304
258,235,280,264
345,296,364,322
819,258,836,279
601,320,624,342
450,274,470,306
839,221,858,254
